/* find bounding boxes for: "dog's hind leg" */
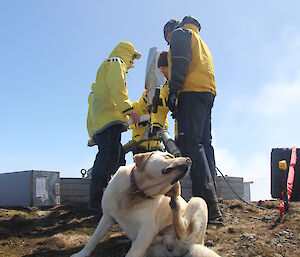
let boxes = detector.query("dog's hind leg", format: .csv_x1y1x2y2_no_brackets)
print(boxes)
126,228,157,257
171,197,208,245
70,214,115,257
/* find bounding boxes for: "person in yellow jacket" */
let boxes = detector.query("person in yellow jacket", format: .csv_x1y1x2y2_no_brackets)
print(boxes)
87,41,141,214
157,50,180,139
163,16,223,224
131,83,169,155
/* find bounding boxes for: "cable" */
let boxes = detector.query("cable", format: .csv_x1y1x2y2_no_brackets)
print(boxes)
215,167,271,211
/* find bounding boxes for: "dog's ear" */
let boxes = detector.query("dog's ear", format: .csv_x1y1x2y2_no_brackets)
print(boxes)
165,181,181,197
133,153,145,168
133,152,153,170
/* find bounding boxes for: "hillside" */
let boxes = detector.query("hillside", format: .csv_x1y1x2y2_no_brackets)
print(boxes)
0,200,299,257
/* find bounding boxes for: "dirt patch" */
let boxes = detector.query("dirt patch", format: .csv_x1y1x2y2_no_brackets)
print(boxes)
0,200,299,257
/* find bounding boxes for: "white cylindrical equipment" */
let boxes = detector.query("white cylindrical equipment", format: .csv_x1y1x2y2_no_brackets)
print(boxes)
159,129,181,157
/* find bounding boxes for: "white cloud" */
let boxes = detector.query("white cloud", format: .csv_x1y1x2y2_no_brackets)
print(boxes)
211,34,300,200
215,147,271,201
242,153,271,201
251,72,300,118
213,30,300,201
214,147,241,177
272,31,300,77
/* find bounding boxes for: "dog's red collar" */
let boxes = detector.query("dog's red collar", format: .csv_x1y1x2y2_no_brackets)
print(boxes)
130,165,153,199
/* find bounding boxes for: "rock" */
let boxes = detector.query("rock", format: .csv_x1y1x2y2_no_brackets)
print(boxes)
274,254,283,257
228,227,235,234
240,233,256,241
206,240,214,247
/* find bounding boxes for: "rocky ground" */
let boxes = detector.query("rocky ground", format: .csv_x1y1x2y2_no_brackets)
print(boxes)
0,199,299,257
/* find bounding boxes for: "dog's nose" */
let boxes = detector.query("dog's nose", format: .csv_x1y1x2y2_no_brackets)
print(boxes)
185,157,192,165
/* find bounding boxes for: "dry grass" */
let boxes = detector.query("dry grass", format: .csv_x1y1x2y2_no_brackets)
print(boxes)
0,200,299,257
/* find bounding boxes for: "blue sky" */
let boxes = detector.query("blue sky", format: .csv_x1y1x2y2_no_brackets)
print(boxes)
1,1,299,201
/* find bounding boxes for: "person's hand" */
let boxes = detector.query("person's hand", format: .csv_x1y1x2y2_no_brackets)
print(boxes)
129,111,140,124
167,91,178,117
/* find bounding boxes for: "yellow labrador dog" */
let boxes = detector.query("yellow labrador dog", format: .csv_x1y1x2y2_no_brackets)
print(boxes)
145,183,220,257
71,151,192,257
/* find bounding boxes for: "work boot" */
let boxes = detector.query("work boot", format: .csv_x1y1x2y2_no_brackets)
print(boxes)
87,202,102,216
88,182,104,216
209,216,225,227
208,202,225,227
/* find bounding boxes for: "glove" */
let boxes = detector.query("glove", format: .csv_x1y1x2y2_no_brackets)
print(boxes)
148,126,161,138
167,91,178,118
152,88,163,106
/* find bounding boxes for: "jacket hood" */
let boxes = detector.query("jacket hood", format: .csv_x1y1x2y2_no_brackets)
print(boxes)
180,16,201,33
109,41,141,69
182,23,200,34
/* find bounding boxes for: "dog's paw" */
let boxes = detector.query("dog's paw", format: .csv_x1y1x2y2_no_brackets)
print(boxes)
172,181,181,196
165,181,181,197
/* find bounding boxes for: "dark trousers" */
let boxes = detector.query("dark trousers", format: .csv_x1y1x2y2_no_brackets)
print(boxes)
89,124,126,210
176,92,220,219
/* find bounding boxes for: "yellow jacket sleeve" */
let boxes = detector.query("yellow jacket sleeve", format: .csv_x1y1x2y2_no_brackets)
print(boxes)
105,60,134,117
132,91,148,115
87,91,94,138
130,92,148,130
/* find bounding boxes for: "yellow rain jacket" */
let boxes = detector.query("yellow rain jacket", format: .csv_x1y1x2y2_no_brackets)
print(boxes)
131,85,169,150
87,41,141,144
87,83,95,145
169,21,216,96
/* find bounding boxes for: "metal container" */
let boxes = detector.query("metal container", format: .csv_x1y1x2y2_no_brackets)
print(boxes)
271,148,300,201
0,170,60,207
181,174,245,201
60,178,90,203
